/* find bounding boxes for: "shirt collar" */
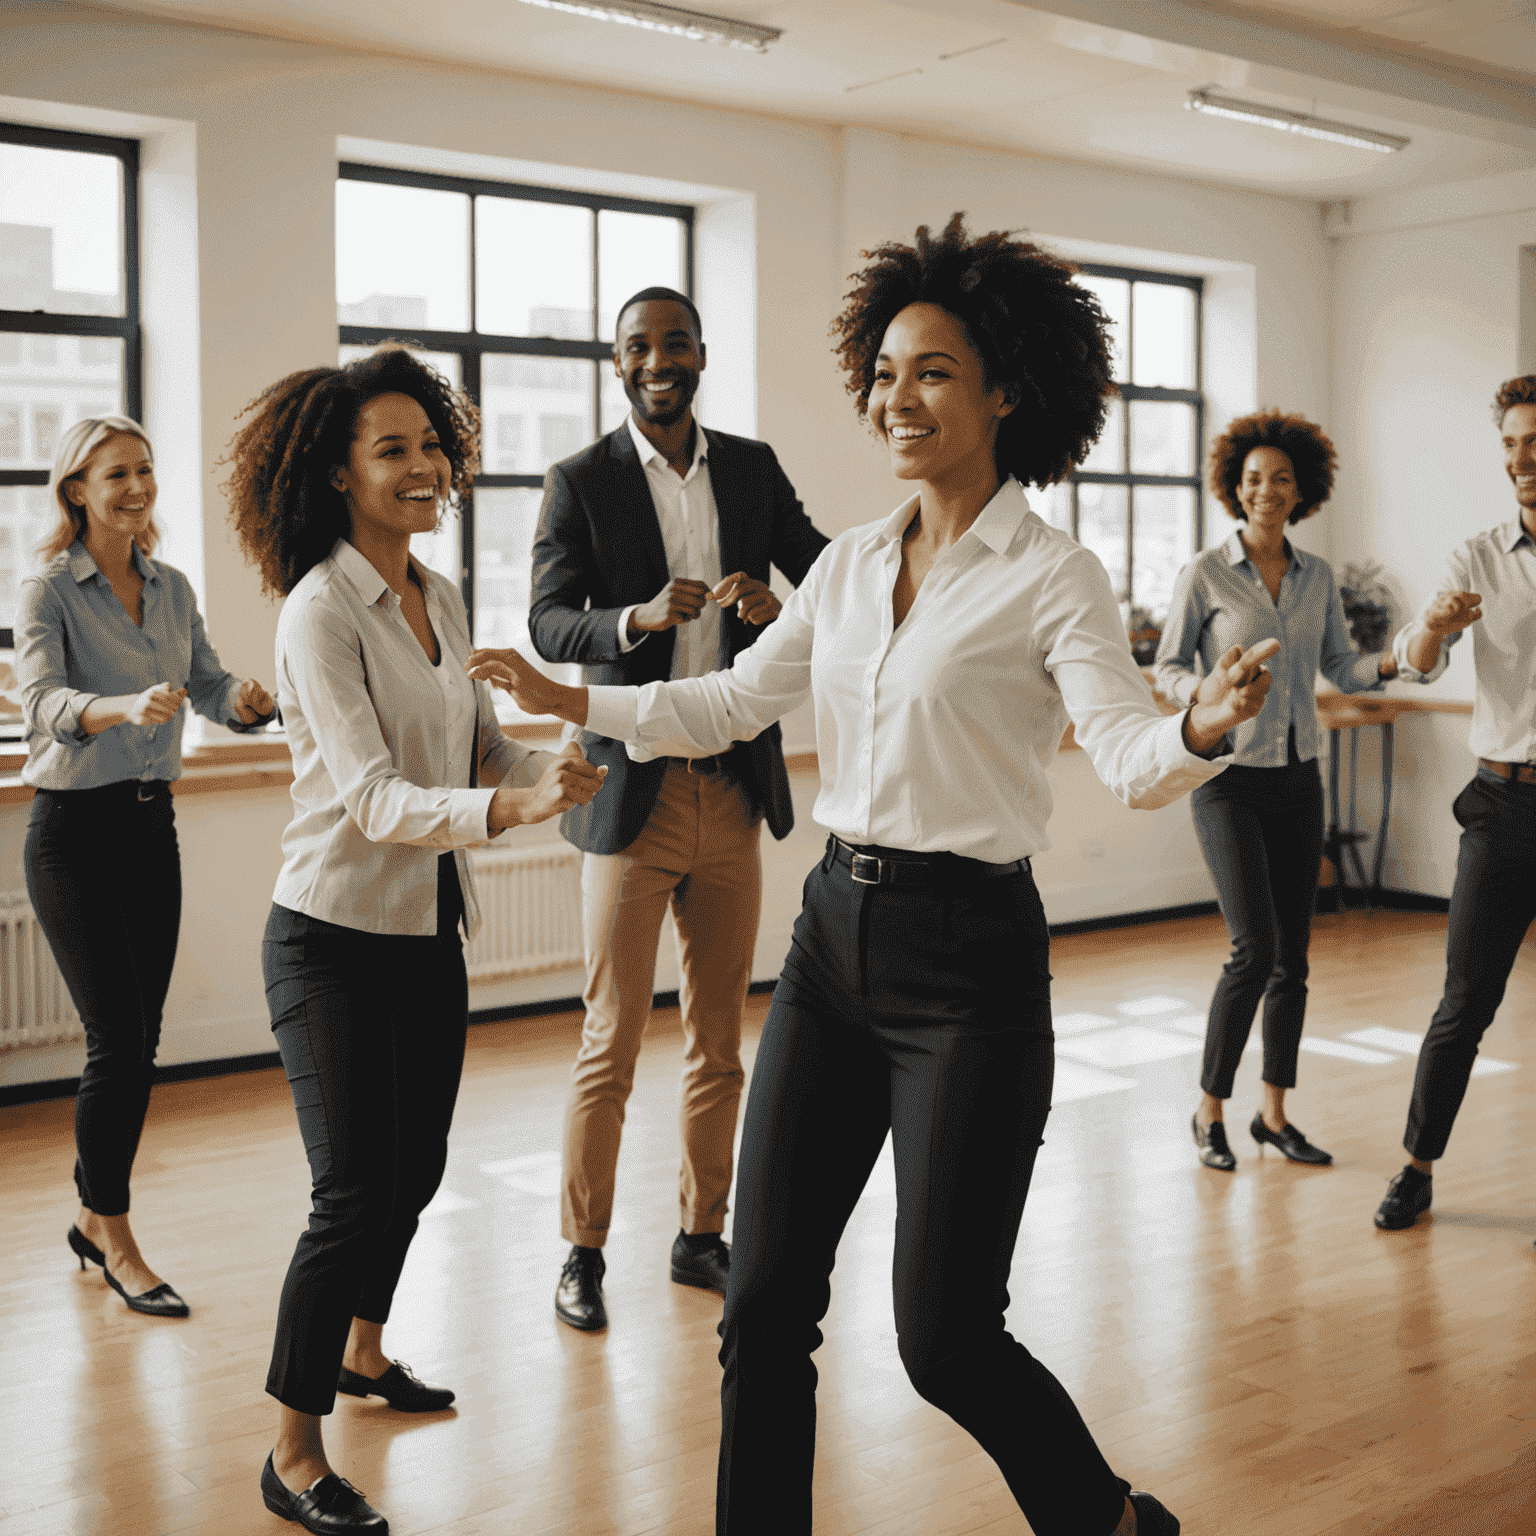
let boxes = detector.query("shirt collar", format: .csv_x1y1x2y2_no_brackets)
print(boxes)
331,538,392,608
67,539,159,586
1498,518,1534,553
626,411,707,476
875,477,1031,555
1223,529,1294,567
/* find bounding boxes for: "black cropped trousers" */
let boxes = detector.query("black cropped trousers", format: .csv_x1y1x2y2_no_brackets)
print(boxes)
716,841,1130,1536
264,855,467,1416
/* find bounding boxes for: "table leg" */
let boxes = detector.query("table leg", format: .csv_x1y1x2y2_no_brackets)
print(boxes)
1370,720,1394,898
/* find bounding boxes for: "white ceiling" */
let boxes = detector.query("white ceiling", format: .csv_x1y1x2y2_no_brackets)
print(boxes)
89,0,1536,200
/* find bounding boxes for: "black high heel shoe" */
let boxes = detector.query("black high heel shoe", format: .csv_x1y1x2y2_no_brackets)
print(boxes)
1191,1113,1236,1171
101,1263,190,1318
1250,1114,1332,1165
1129,1489,1181,1534
67,1225,105,1270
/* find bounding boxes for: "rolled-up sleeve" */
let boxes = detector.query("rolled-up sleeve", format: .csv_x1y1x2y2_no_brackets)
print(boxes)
290,599,497,847
1393,546,1469,684
16,578,97,745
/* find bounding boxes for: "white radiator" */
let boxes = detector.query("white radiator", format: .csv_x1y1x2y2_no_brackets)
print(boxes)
463,843,585,981
0,892,83,1050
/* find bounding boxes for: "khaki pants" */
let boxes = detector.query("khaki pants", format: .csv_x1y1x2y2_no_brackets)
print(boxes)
561,761,762,1247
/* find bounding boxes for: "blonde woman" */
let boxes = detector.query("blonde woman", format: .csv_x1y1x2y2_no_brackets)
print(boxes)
17,416,274,1318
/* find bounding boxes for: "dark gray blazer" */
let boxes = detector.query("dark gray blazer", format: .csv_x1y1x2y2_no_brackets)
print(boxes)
529,423,829,855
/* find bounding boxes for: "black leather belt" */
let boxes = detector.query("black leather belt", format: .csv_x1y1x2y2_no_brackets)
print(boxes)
1479,758,1536,785
667,754,731,775
829,836,1028,888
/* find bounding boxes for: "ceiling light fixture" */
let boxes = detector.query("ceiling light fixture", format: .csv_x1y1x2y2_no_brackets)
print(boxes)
1186,88,1409,153
515,0,782,52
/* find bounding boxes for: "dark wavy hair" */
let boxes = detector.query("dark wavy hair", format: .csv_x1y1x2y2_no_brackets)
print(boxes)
1493,375,1536,424
830,212,1115,488
1208,409,1336,525
223,345,480,597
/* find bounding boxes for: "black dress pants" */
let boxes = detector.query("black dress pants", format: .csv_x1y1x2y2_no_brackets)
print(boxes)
717,842,1130,1536
264,855,468,1416
1190,758,1325,1099
25,781,181,1218
1405,770,1536,1161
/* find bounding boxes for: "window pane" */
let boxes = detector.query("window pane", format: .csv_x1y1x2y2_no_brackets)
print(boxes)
1131,282,1196,389
1132,486,1197,622
476,199,592,339
1078,397,1123,473
1077,274,1128,381
1129,400,1195,476
481,355,594,476
597,210,686,340
0,483,54,627
338,344,462,390
0,143,124,316
1031,480,1072,534
0,334,124,470
600,366,630,435
1078,483,1128,599
336,180,470,332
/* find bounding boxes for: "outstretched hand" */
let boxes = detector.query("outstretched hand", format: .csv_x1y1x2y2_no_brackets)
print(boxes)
466,647,588,726
1184,638,1281,754
1423,589,1482,636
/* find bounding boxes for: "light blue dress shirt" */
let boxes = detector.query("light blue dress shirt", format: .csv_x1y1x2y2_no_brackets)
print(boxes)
16,541,260,790
1154,530,1384,768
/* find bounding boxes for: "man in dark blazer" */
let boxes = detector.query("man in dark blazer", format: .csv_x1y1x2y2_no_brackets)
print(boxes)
530,286,828,1331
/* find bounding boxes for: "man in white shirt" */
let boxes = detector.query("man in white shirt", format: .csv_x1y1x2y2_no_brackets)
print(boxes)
529,287,829,1328
1377,374,1536,1239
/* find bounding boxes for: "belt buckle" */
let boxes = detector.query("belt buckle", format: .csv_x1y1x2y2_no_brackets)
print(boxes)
850,852,882,885
137,783,155,802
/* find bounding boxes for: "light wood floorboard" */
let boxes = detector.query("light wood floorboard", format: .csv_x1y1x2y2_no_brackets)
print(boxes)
2,909,1532,1534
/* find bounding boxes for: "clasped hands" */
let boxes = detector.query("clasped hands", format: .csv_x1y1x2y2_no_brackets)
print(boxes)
1181,638,1282,755
627,572,780,640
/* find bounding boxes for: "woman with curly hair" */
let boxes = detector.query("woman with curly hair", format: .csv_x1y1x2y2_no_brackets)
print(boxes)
1155,410,1396,1175
19,416,274,1321
469,214,1278,1536
225,347,605,1535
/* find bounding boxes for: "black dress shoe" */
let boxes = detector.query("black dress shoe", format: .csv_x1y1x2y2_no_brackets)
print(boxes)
555,1245,607,1330
67,1225,105,1270
1129,1489,1180,1535
260,1452,387,1533
102,1263,189,1317
1191,1114,1236,1171
1374,1166,1432,1230
671,1232,730,1293
1250,1114,1332,1165
337,1360,454,1412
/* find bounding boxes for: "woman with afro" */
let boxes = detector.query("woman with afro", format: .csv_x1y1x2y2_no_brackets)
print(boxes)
469,215,1280,1536
1156,411,1396,1175
225,347,605,1534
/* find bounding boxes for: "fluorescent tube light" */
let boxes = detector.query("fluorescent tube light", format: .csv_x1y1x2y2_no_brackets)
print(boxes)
515,0,782,52
1186,88,1409,153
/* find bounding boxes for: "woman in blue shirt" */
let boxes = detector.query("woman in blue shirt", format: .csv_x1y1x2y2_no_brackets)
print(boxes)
17,416,274,1316
1155,411,1395,1171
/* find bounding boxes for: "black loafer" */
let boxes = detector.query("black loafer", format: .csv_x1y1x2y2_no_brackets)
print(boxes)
337,1360,454,1412
1250,1115,1332,1165
102,1263,189,1317
1129,1490,1180,1534
1374,1167,1432,1230
671,1233,730,1293
1191,1114,1236,1171
260,1452,387,1533
67,1225,106,1270
555,1245,607,1331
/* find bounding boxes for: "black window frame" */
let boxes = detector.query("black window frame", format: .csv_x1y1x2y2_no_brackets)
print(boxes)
0,122,142,648
1068,262,1204,614
337,161,695,630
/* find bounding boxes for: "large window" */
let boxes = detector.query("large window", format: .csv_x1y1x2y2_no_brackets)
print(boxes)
1035,265,1203,631
335,164,693,683
0,123,141,646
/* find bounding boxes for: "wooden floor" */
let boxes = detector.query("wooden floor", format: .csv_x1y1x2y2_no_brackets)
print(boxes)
3,909,1532,1536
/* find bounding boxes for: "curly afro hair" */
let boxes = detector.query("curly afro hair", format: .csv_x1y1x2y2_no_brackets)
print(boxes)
830,212,1116,489
1208,409,1336,525
223,345,480,597
1492,375,1536,424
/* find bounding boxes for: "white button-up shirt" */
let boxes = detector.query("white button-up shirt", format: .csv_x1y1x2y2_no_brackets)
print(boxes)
585,478,1228,864
273,540,554,938
615,412,724,680
1393,518,1536,764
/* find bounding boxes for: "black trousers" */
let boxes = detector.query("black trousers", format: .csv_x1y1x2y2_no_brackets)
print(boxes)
25,781,181,1218
1190,758,1325,1099
264,856,467,1416
1405,770,1536,1161
716,842,1130,1536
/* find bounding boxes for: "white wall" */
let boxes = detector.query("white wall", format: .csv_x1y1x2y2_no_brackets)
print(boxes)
0,0,1338,1083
